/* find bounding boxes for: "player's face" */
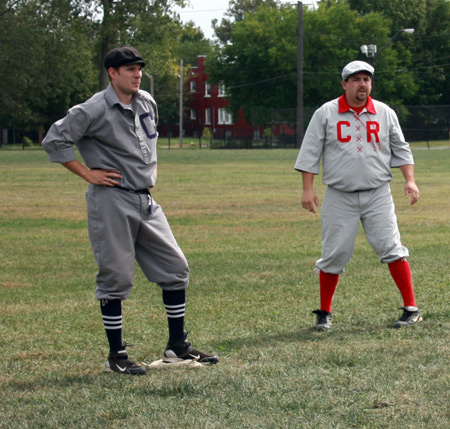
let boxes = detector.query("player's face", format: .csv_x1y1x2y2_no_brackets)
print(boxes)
110,64,142,101
342,72,372,106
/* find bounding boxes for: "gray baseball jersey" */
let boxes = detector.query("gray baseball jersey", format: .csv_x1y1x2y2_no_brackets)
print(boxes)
294,95,414,191
43,84,158,190
295,95,413,273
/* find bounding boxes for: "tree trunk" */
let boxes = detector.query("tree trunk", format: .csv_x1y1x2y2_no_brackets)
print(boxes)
99,0,114,91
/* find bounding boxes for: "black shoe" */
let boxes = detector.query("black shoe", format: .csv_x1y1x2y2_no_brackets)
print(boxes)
164,333,219,365
312,309,332,330
394,307,423,328
106,346,146,375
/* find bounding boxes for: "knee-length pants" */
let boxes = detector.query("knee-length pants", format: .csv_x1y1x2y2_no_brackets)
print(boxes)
86,185,189,300
316,183,409,274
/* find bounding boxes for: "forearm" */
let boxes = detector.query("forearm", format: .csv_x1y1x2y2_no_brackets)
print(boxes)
301,171,319,214
62,160,91,181
302,171,315,190
399,164,415,183
399,164,420,205
62,160,122,186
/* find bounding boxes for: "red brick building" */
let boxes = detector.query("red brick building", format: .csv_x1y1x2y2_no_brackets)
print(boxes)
183,55,260,140
158,55,297,148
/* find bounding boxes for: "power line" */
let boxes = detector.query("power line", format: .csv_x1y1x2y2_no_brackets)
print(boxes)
155,60,450,100
175,9,227,14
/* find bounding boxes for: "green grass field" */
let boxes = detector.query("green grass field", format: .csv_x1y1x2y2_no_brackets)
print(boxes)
1,148,449,428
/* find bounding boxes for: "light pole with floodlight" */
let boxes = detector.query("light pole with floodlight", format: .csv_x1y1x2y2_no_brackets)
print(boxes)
360,28,414,94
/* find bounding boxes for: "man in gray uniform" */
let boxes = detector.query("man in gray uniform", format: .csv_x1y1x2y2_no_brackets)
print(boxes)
43,46,218,374
295,61,422,330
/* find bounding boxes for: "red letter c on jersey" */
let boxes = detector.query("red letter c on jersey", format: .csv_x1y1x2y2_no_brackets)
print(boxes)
337,121,351,142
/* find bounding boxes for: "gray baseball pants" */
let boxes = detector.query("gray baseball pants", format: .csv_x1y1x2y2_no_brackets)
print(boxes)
316,183,409,274
86,185,189,300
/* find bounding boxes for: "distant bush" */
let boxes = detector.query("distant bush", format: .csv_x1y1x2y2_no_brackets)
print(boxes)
202,127,212,141
22,137,34,147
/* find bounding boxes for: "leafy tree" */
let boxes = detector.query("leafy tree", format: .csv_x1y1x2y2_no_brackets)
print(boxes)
155,22,216,129
210,3,296,126
0,0,197,133
74,0,187,90
346,0,427,31
208,1,416,125
0,0,96,131
346,0,450,105
212,0,277,45
422,0,450,105
305,2,416,106
174,21,215,67
4,0,445,138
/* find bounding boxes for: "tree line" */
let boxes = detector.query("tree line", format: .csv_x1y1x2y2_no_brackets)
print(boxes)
0,0,215,137
1,0,450,135
210,0,450,125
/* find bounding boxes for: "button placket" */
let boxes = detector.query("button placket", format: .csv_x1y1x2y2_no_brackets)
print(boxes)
354,116,363,153
135,115,151,164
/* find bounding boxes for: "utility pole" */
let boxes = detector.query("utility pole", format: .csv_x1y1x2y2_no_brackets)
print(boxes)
179,59,184,148
296,1,304,148
144,72,154,97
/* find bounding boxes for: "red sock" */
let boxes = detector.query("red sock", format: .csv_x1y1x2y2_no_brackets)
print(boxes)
319,271,339,313
388,258,417,307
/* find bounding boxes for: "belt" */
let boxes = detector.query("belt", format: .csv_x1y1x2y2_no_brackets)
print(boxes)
113,185,150,195
348,188,375,193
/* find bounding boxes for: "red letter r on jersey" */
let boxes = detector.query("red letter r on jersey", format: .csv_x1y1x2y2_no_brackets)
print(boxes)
367,121,380,143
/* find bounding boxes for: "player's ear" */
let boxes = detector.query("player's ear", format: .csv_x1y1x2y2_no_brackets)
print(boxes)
342,80,347,91
107,66,117,81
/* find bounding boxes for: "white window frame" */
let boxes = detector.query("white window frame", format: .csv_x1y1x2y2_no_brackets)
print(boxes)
218,108,233,125
218,83,227,97
190,81,196,93
190,109,197,120
205,108,211,125
205,82,211,97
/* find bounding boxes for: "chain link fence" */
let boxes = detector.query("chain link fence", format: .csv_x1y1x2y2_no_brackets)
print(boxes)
2,106,449,149
392,105,450,144
207,105,450,149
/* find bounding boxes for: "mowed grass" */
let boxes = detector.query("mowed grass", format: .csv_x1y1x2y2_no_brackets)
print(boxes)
0,148,449,428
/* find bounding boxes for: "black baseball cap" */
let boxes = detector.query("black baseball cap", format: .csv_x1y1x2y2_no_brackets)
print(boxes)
104,46,146,69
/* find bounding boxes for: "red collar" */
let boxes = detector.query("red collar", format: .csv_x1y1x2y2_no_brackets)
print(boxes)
338,94,376,114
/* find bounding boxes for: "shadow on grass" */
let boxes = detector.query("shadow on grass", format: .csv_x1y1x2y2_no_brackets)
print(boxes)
212,320,429,353
3,373,101,392
3,367,214,400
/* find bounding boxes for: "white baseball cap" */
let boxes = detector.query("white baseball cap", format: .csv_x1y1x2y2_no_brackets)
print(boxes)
342,61,374,80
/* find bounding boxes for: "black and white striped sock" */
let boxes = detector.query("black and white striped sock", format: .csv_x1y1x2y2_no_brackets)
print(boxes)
163,290,186,343
100,299,123,352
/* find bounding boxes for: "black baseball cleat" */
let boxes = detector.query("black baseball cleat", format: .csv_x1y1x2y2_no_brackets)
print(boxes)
394,306,423,328
164,333,219,365
312,309,332,330
105,346,146,375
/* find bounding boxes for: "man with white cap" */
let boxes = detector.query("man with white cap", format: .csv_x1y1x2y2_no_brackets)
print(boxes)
294,60,422,330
